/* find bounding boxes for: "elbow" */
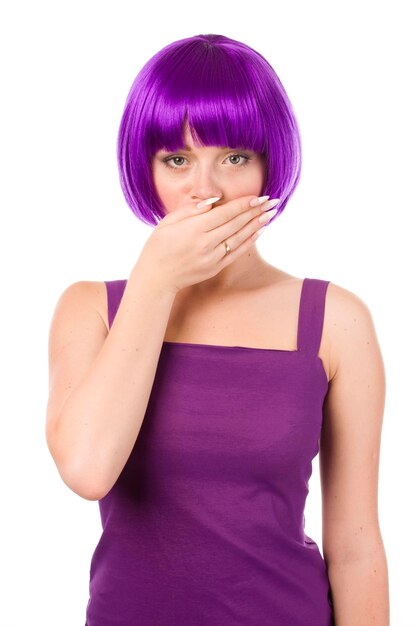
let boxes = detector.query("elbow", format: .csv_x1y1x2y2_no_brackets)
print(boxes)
54,457,106,501
66,473,105,501
45,425,107,501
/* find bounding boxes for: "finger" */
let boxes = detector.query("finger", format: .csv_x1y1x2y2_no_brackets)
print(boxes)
159,197,219,225
205,198,280,249
208,205,278,266
214,228,259,269
195,195,271,232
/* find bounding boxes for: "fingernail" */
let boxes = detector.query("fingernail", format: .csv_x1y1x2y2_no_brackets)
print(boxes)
261,198,281,211
258,207,278,223
249,195,270,207
196,196,221,209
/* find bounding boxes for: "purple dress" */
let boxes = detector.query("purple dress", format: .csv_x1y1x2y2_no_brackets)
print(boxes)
85,277,335,625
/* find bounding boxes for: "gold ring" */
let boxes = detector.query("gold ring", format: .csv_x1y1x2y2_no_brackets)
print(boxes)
224,240,231,255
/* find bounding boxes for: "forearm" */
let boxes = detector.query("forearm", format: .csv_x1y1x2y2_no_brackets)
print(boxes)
327,547,390,625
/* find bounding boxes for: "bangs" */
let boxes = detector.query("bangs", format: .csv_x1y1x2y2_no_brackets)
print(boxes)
144,44,268,155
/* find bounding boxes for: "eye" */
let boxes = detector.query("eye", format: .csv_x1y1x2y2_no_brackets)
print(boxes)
161,152,253,170
226,153,252,167
162,155,187,168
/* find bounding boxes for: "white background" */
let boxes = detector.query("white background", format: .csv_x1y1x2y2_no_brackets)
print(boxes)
1,0,415,624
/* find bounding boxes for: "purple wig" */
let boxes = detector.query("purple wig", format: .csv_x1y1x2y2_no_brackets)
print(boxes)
117,34,302,227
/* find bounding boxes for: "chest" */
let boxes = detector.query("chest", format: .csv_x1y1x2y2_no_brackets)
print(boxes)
163,280,331,383
165,280,303,352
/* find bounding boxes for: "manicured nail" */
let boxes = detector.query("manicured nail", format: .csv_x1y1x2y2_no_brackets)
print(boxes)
249,195,270,207
196,196,221,208
258,207,278,223
261,198,281,211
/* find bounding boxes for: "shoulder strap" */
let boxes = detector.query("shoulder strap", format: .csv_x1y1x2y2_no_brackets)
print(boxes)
297,278,330,355
105,279,128,330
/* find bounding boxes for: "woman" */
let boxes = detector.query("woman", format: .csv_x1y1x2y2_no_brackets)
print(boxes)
45,34,389,625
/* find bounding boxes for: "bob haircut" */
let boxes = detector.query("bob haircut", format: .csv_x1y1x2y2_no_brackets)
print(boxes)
117,33,302,227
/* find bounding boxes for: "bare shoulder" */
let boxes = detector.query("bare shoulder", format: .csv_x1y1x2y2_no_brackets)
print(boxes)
325,280,374,319
52,280,109,334
325,280,376,332
324,280,381,381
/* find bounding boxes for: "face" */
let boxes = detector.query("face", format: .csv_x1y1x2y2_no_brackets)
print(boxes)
151,124,265,214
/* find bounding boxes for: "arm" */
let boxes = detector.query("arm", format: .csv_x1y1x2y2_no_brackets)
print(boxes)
45,263,177,501
319,283,390,625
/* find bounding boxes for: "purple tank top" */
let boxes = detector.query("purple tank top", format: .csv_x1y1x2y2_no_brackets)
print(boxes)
85,277,335,625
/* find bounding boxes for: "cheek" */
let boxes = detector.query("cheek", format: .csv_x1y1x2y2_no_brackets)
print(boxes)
152,165,168,195
232,164,265,193
152,166,183,211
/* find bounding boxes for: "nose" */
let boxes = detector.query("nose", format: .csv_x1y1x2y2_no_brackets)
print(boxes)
190,163,223,204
